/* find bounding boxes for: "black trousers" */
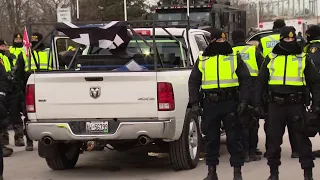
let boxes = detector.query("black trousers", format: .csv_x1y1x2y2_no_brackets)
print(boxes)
264,115,299,153
266,102,314,169
202,99,244,167
6,93,23,126
242,117,259,154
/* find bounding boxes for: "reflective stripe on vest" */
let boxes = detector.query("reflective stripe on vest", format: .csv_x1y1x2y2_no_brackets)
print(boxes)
25,50,52,71
198,52,239,89
232,45,259,76
267,53,306,86
0,54,12,72
261,34,280,58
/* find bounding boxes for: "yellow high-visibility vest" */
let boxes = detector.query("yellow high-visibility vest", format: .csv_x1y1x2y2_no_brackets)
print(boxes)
0,54,12,72
267,53,306,86
233,45,259,76
24,50,52,71
260,34,280,58
198,52,239,89
9,46,23,66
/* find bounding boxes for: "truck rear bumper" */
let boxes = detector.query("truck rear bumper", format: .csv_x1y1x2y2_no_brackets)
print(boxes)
26,119,176,141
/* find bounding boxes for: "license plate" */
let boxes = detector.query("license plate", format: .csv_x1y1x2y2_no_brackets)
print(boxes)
86,121,109,133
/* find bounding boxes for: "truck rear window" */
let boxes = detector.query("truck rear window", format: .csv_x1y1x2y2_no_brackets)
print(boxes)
77,37,187,71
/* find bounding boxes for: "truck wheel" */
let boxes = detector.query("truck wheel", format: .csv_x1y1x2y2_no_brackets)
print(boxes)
45,143,81,170
169,109,201,171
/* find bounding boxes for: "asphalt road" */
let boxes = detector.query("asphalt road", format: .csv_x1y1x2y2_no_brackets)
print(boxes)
4,123,320,180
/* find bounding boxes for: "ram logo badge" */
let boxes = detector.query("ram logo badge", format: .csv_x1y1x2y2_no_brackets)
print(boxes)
90,87,101,99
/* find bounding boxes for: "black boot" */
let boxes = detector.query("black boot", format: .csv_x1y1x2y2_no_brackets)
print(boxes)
249,152,261,162
267,167,279,180
203,166,218,180
233,167,243,180
244,152,250,163
291,152,299,158
255,148,263,155
304,168,313,180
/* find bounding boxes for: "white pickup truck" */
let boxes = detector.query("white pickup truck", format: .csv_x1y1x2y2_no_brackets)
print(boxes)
26,26,211,171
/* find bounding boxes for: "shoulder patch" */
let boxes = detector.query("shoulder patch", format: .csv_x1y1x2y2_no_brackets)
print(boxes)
310,47,317,53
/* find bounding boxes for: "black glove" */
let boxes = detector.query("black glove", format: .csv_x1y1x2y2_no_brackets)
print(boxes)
237,101,248,116
253,105,264,118
191,104,202,116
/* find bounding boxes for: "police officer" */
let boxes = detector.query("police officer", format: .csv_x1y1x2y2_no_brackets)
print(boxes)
255,26,319,180
15,32,52,151
0,40,8,180
0,40,15,157
9,33,24,65
297,32,306,49
259,19,299,158
232,29,264,162
189,28,250,180
1,33,26,147
303,25,320,157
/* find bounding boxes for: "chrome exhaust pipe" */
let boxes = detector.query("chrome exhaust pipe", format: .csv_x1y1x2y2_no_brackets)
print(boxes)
138,135,151,145
41,136,53,146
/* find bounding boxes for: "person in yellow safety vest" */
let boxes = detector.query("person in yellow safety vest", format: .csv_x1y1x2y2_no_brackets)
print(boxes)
259,19,286,58
259,19,300,159
254,26,320,180
9,33,24,66
231,28,264,163
188,28,251,180
0,40,18,158
14,32,52,152
2,33,26,148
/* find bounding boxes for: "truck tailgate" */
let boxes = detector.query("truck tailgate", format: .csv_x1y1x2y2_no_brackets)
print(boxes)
34,72,158,119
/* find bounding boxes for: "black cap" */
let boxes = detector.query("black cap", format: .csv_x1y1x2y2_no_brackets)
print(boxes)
13,33,22,39
306,25,320,39
210,28,226,41
280,26,296,40
31,32,43,42
0,40,7,46
232,29,245,42
273,19,286,30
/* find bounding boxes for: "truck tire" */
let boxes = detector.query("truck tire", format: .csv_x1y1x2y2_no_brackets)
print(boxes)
169,109,201,171
45,143,80,170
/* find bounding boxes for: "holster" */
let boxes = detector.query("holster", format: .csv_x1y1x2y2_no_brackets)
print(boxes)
303,111,320,137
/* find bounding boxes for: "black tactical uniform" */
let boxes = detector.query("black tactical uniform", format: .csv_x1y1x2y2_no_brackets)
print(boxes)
0,40,14,157
2,33,25,147
255,26,319,180
0,41,7,180
232,29,264,162
258,19,299,159
189,29,251,180
304,25,320,158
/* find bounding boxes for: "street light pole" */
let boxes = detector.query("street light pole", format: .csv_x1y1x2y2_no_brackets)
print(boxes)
124,0,127,21
76,0,79,22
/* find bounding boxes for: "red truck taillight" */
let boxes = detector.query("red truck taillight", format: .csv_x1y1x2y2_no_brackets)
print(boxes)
157,82,175,111
25,84,36,113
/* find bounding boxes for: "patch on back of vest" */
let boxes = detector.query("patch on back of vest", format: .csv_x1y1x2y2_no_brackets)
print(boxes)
240,53,249,60
266,41,278,48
